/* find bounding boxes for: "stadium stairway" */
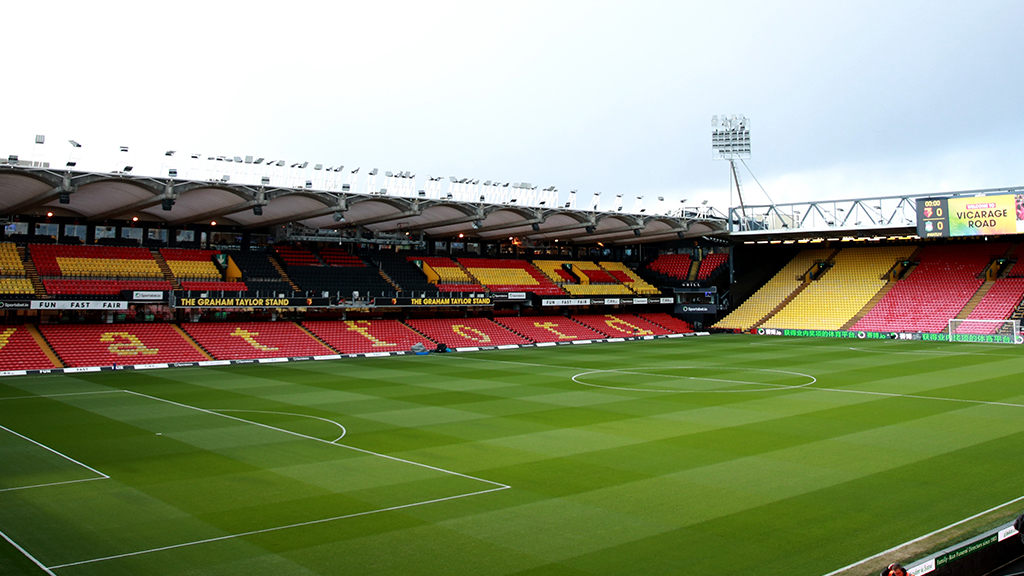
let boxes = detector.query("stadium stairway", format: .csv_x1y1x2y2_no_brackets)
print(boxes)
19,245,47,298
268,257,301,292
182,321,333,359
151,249,183,290
956,281,995,319
750,248,842,331
0,326,62,370
840,246,925,330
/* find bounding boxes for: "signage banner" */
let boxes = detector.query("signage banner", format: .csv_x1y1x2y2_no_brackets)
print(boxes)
132,291,165,300
372,296,493,307
541,298,591,306
0,301,30,309
31,300,128,310
918,193,1024,238
660,297,675,304
676,303,717,314
175,297,330,308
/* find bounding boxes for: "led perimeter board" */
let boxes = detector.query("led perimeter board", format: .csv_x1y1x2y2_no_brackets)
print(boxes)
917,193,1024,238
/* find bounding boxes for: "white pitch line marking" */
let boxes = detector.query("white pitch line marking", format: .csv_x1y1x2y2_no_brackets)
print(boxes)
0,476,107,494
0,424,109,480
123,390,508,489
47,485,509,570
820,493,1024,576
210,409,347,442
0,527,57,575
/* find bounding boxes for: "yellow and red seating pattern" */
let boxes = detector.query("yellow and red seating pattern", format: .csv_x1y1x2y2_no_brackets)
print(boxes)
647,254,692,280
415,257,478,283
30,244,162,278
458,258,564,296
0,278,33,295
304,320,433,354
160,248,222,280
182,322,333,359
599,261,661,295
638,312,694,333
405,318,531,348
42,279,172,295
40,324,208,367
180,281,248,292
572,314,674,337
494,316,607,343
0,326,60,370
0,242,26,276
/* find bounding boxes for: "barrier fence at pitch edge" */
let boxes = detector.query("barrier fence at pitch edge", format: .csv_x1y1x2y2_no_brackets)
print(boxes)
755,327,1024,344
0,332,710,377
903,520,1021,576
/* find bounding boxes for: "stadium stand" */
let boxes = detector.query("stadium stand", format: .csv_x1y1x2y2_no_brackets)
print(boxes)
458,258,564,295
0,242,27,276
273,245,322,267
713,248,834,331
318,247,365,267
763,245,917,331
412,257,485,291
0,326,60,370
160,248,222,280
572,313,674,337
956,277,1024,333
599,262,661,295
304,319,433,353
647,254,692,280
696,253,728,280
533,260,579,284
31,244,163,279
405,318,532,348
638,312,694,333
42,279,171,297
288,265,393,297
852,243,1010,333
40,324,209,367
494,315,607,342
224,250,295,296
182,322,333,359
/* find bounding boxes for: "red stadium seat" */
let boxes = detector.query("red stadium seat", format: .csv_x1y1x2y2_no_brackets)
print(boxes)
304,320,433,354
181,322,333,360
405,318,531,348
40,324,208,367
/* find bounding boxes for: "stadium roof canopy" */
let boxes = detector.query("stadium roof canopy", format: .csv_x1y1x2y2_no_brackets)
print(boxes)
0,165,727,245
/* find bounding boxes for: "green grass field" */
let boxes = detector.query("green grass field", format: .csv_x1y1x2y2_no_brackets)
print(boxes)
2,334,1024,576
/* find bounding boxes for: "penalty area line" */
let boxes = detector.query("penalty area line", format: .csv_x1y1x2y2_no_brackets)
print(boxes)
0,527,57,575
47,485,510,570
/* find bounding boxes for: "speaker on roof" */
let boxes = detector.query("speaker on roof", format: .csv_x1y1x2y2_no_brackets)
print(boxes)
531,223,540,232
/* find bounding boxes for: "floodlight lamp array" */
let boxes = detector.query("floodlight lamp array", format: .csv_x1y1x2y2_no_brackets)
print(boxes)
711,114,751,160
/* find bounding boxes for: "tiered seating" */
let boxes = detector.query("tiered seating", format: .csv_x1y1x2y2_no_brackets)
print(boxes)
0,278,33,295
369,253,436,295
0,326,59,370
319,247,365,267
639,313,694,334
533,260,578,284
160,248,221,280
182,322,332,359
696,253,729,280
405,318,531,348
42,279,171,296
852,244,1009,333
647,254,692,280
274,245,322,266
304,320,432,353
0,242,26,276
957,278,1024,333
458,258,564,295
180,281,248,292
40,324,208,367
225,250,294,297
494,316,606,342
289,266,393,297
713,249,833,331
573,314,674,337
30,244,162,278
763,246,916,331
599,262,660,295
413,258,481,289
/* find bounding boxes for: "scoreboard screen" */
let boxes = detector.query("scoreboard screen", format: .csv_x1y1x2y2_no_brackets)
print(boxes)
917,193,1024,238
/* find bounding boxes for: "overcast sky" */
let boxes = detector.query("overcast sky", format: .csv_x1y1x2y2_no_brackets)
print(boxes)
3,0,1022,213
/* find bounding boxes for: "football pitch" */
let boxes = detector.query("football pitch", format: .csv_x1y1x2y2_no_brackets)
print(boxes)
2,335,1023,576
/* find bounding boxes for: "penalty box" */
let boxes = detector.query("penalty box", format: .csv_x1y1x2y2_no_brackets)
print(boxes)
0,390,506,572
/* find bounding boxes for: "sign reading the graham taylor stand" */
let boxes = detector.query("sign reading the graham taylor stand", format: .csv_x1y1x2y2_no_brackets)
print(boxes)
372,296,494,307
176,297,331,308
